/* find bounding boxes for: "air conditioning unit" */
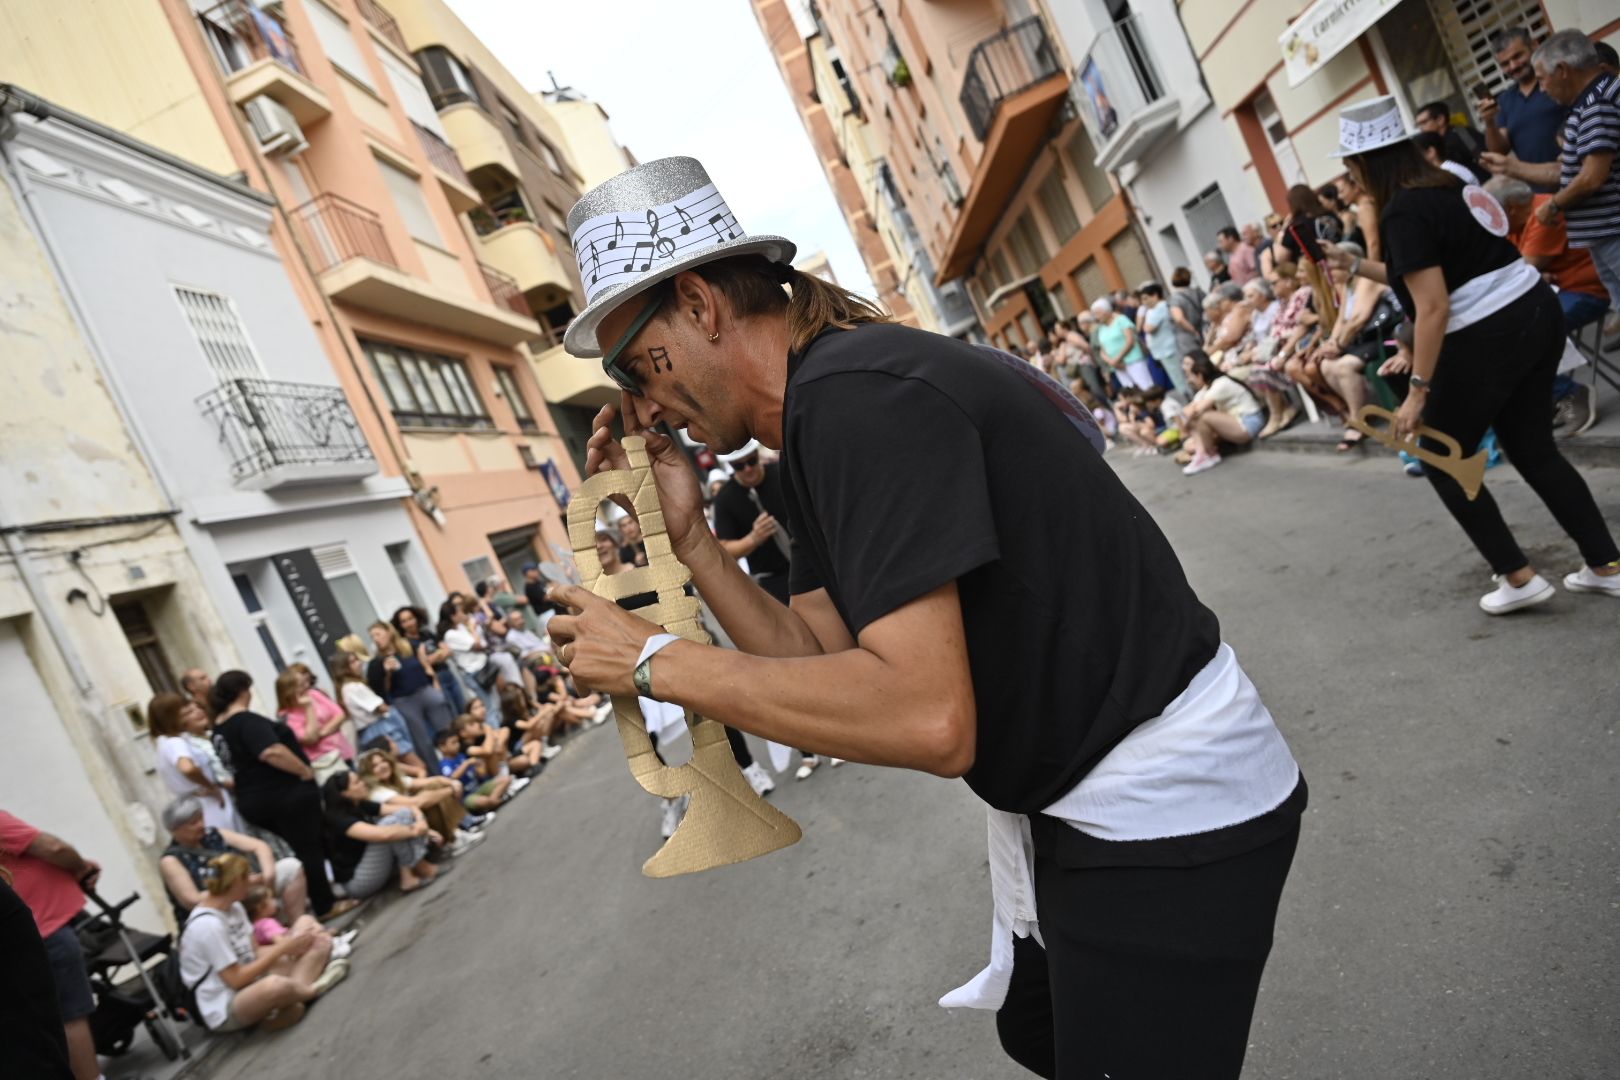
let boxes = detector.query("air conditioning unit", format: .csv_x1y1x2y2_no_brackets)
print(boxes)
243,96,307,157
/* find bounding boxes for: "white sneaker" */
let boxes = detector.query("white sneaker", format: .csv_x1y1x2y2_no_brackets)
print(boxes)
1563,564,1620,596
508,776,532,797
1479,573,1555,614
794,755,821,781
334,929,359,949
829,758,845,767
741,762,775,796
310,958,349,998
659,795,688,839
448,829,484,856
540,742,562,760
329,939,352,960
1182,452,1223,476
592,701,613,726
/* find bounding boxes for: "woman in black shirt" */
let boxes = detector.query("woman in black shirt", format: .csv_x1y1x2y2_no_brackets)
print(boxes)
1326,97,1619,613
209,671,352,917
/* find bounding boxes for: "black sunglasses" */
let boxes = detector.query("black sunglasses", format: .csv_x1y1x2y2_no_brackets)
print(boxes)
732,454,760,469
600,293,666,396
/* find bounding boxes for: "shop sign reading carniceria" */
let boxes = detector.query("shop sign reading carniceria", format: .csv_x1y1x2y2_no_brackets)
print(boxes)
1279,0,1406,87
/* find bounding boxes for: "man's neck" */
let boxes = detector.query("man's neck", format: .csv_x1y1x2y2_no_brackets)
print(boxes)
1519,73,1538,94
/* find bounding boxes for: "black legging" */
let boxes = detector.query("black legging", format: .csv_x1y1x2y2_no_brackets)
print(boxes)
996,824,1300,1079
1419,284,1618,576
237,783,335,915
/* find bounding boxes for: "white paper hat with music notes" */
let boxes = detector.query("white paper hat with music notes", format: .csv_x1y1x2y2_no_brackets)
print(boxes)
563,157,796,357
1330,95,1412,158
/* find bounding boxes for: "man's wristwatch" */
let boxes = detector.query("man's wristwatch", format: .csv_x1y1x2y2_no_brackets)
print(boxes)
1409,374,1432,391
633,656,656,699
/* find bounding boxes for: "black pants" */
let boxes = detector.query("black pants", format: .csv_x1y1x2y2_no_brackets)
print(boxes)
996,824,1299,1079
238,783,336,916
1420,284,1619,575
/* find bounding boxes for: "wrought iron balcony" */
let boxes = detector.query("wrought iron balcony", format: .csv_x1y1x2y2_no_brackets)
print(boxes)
413,121,469,184
960,16,1065,143
289,193,397,274
198,0,331,124
479,262,531,317
196,379,377,490
355,0,408,53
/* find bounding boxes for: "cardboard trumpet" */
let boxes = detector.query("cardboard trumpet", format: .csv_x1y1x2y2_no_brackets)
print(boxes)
568,436,802,877
1346,405,1486,500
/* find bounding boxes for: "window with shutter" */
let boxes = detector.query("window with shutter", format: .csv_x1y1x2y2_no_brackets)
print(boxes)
381,51,444,135
174,287,264,380
305,1,374,89
375,156,440,245
1423,0,1548,119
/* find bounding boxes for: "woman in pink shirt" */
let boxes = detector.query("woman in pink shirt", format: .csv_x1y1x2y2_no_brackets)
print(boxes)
275,669,353,770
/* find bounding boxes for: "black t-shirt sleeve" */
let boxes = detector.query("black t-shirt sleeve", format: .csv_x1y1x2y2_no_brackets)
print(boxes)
1380,201,1442,282
791,372,1000,635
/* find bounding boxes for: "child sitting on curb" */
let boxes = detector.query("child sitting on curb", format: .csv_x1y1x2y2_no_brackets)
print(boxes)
434,729,514,814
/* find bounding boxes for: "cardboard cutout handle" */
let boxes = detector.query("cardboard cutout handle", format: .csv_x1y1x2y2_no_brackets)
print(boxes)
1347,405,1486,501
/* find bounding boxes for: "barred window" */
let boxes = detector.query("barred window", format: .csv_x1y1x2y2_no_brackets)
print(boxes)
174,286,263,380
364,341,492,428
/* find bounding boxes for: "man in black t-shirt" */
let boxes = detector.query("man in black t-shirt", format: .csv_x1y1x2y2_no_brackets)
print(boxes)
710,441,791,603
548,158,1302,1078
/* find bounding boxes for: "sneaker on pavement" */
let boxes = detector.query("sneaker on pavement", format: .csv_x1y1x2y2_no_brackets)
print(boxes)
1552,395,1573,429
329,939,352,960
592,701,613,726
447,830,484,857
334,929,359,948
1561,385,1597,437
541,742,562,760
829,757,845,767
1479,573,1556,614
310,959,349,998
1182,452,1223,476
659,795,688,839
794,755,822,781
508,776,532,797
741,762,776,796
1563,564,1620,596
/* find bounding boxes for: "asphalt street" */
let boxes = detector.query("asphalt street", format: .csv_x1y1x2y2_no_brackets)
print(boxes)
188,449,1619,1080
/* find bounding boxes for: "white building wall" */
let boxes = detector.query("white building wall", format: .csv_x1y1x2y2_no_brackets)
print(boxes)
7,111,425,696
1041,0,1265,285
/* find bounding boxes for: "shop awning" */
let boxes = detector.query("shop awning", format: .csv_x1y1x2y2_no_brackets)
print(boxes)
1279,0,1407,87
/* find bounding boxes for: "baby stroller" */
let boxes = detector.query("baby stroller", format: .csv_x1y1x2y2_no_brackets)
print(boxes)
71,887,192,1062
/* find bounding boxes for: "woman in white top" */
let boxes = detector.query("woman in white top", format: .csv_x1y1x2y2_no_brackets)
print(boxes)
148,692,239,831
327,650,427,771
177,852,344,1034
437,601,505,722
1180,349,1264,476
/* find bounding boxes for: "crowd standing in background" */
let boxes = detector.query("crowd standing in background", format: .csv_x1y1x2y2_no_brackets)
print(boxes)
1005,19,1618,616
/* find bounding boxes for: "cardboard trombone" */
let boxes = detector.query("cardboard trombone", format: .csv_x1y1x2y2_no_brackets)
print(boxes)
1346,404,1486,501
568,436,802,877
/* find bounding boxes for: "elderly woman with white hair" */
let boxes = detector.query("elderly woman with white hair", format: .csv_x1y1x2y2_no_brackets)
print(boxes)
158,795,311,927
1090,298,1156,391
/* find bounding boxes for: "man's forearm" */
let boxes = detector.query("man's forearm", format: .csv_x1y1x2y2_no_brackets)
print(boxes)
655,639,969,775
1510,159,1561,186
28,834,88,875
683,537,824,658
1484,119,1508,154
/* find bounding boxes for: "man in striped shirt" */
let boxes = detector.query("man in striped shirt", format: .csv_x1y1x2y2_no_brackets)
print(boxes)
1493,31,1620,328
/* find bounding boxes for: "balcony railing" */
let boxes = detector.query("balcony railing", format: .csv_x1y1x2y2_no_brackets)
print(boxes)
196,378,375,485
289,193,396,274
480,263,530,316
960,16,1064,142
413,122,470,184
355,0,408,52
1076,13,1168,142
198,0,305,77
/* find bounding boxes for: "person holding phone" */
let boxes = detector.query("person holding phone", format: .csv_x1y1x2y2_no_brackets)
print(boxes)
1478,27,1566,191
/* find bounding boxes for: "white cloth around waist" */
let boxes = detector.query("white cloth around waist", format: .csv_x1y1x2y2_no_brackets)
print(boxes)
940,642,1299,1011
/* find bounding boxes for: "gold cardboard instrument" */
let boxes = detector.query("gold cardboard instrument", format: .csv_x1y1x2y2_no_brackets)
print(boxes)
568,436,802,877
1346,405,1486,500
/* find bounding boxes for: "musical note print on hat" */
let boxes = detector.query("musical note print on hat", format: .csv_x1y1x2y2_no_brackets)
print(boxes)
570,183,742,304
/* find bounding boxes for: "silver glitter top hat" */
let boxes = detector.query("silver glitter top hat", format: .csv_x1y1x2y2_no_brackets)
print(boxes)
563,157,796,357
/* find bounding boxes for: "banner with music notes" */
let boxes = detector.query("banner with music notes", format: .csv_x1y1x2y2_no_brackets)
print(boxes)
569,183,743,305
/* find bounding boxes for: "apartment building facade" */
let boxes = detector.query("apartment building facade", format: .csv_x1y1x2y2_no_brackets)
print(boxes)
390,0,624,472
1185,0,1618,217
754,0,1160,352
2,0,590,599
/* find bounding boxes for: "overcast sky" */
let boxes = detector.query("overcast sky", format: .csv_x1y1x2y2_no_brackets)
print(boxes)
448,0,876,298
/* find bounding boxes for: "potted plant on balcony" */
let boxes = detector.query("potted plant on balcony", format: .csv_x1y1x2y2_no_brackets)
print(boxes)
881,40,911,88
